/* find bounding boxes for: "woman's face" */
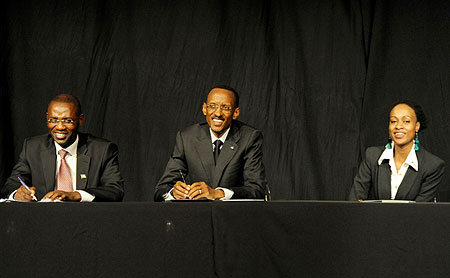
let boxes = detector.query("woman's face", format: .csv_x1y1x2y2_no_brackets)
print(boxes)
389,104,420,149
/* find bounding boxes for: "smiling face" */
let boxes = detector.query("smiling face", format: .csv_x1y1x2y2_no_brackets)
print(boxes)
47,101,84,148
202,88,240,138
389,103,420,149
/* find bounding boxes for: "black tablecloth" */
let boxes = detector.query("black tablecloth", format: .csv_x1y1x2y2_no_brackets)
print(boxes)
1,201,450,277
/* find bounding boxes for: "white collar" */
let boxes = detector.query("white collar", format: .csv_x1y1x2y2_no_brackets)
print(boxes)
54,135,79,156
378,143,418,171
209,127,231,144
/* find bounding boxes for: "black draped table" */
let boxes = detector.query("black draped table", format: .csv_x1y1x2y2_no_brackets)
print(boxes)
1,201,450,277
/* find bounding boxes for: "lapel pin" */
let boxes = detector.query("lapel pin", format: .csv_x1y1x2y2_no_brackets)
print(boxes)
230,146,235,150
80,174,87,179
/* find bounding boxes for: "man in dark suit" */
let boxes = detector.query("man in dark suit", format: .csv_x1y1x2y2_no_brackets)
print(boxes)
154,86,267,201
2,94,124,202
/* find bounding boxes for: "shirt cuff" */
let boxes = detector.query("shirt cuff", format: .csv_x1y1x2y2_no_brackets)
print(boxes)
8,190,17,201
76,190,95,202
216,187,234,200
163,188,175,201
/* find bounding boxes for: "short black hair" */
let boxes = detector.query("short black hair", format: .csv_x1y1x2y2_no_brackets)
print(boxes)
50,94,82,116
390,100,427,132
209,85,240,108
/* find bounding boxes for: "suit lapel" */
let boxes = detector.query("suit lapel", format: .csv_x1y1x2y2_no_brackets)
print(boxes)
377,162,391,199
395,150,421,199
195,125,215,184
41,137,56,192
395,168,418,199
76,134,90,190
212,125,240,187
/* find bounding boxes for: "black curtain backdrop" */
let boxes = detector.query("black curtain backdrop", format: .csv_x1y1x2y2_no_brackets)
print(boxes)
1,0,449,201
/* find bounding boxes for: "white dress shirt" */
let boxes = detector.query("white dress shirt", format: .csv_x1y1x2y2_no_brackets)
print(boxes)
378,143,418,200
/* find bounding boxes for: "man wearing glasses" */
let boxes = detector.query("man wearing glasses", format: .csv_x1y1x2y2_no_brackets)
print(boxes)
154,86,267,201
2,94,124,202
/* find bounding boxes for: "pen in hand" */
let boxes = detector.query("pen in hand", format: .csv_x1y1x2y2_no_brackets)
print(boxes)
178,170,186,184
178,170,190,199
17,177,38,201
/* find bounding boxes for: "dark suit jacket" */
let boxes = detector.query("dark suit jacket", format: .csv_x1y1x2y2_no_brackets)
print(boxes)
154,121,267,201
2,133,124,201
349,146,445,202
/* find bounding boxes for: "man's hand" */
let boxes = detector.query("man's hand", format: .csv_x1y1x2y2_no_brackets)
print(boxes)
42,190,82,202
14,185,37,201
173,181,190,199
188,182,224,200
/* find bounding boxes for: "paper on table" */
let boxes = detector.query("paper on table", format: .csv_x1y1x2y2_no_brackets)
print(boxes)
38,198,63,203
2,198,63,203
359,200,416,203
222,199,265,202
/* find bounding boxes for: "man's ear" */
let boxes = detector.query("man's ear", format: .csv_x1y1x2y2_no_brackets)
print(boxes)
79,114,85,126
232,107,240,120
202,102,207,116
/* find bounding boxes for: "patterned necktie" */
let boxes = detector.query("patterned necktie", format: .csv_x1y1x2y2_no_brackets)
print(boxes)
57,149,73,192
214,140,223,164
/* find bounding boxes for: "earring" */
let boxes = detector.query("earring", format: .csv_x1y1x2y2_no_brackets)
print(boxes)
414,132,419,151
385,136,392,149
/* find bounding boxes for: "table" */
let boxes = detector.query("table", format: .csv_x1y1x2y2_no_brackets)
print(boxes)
1,201,450,277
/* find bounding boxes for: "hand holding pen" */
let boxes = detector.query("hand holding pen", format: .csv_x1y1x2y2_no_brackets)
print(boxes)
16,177,38,201
172,170,190,199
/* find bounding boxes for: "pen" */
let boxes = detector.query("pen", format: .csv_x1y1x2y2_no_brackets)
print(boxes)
178,170,186,184
17,177,38,201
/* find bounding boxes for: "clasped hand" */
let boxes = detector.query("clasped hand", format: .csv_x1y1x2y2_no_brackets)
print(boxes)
173,181,225,200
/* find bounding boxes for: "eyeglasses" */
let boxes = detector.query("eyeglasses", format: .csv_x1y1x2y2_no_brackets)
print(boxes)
47,118,77,126
206,103,233,112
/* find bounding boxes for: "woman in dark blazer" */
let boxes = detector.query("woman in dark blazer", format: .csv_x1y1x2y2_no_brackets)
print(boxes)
349,101,445,202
